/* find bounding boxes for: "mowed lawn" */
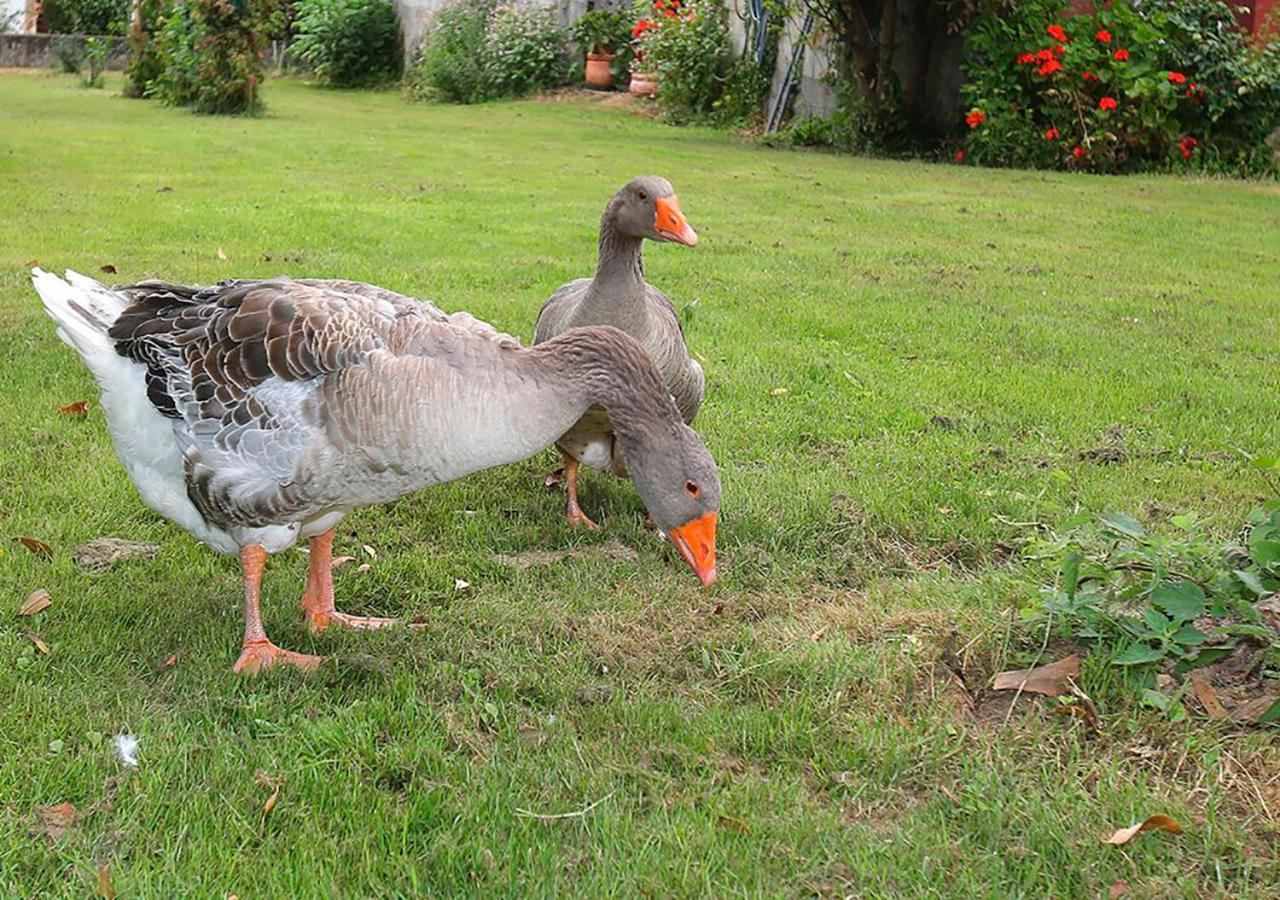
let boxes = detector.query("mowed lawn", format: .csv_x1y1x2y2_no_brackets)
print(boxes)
2,69,1279,896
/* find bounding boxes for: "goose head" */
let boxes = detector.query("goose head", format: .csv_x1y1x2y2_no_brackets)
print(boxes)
623,421,720,586
609,176,699,247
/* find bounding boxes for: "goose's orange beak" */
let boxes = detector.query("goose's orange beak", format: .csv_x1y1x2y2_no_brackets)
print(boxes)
669,511,717,587
655,195,698,247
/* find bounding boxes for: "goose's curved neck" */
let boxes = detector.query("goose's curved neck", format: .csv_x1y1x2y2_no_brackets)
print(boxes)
591,205,646,296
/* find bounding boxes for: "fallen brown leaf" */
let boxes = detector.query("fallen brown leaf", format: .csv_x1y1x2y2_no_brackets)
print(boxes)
161,653,179,669
26,632,50,655
16,536,54,559
1109,882,1128,899
1189,676,1229,720
716,814,750,835
331,555,356,570
98,865,116,899
1103,814,1182,845
361,543,377,559
1233,694,1280,723
262,788,279,819
992,654,1080,698
1257,593,1280,630
24,257,39,267
1055,701,1100,730
59,400,90,417
356,563,372,573
810,626,827,642
544,467,565,489
20,589,53,616
217,247,229,261
99,264,117,275
35,802,76,842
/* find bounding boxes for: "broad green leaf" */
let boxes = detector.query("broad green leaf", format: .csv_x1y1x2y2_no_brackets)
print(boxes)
1172,624,1209,646
1249,537,1280,569
1170,513,1198,531
1100,512,1145,539
1151,581,1205,622
1140,688,1170,710
1259,698,1280,724
1174,646,1233,674
1250,455,1278,471
1142,608,1171,632
1114,644,1164,666
1234,569,1268,596
1062,551,1081,601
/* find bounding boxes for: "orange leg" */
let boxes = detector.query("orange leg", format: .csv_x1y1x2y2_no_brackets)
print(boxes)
564,454,599,531
233,544,323,676
300,529,405,633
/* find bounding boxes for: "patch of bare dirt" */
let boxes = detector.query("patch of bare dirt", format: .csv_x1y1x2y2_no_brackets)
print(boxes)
73,538,160,573
494,539,637,571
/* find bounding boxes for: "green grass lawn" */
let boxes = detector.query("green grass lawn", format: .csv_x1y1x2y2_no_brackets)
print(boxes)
1,70,1278,896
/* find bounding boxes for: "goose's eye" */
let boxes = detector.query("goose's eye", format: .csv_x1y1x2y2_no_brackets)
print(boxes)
637,189,648,201
685,481,700,498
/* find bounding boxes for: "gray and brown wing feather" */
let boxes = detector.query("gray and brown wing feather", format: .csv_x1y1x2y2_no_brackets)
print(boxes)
109,278,517,527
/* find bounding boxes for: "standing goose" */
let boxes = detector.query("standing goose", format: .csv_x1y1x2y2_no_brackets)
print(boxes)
33,269,720,674
534,175,702,529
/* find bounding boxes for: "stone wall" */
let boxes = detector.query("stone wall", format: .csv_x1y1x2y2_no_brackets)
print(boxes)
0,33,128,69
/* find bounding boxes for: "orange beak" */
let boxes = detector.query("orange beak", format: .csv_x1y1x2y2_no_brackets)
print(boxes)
668,511,717,587
654,195,699,247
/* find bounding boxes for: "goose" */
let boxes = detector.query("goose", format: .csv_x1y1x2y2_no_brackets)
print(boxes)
33,269,720,675
534,175,702,529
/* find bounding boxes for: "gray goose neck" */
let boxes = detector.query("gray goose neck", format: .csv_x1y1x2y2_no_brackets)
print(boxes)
592,208,646,296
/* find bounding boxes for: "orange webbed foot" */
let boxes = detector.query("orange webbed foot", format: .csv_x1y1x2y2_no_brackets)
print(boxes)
566,501,599,531
234,639,323,676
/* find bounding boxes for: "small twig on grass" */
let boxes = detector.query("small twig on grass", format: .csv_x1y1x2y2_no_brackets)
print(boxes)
515,792,614,822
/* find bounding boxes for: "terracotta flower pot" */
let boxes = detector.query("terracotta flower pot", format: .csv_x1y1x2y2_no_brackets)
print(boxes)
585,52,614,89
629,72,658,97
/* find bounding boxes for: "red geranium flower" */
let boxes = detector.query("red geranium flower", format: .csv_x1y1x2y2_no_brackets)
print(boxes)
1017,52,1037,65
1095,29,1112,43
1082,70,1097,82
1072,145,1086,159
1037,58,1063,76
632,19,655,37
954,149,966,163
1167,71,1187,84
1036,48,1054,61
965,109,986,129
1113,48,1129,61
1053,43,1067,56
1179,135,1198,160
1044,127,1060,141
1047,24,1068,42
1098,96,1117,110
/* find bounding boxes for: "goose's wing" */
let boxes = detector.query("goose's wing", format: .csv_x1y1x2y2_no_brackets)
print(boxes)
643,284,704,424
533,278,592,345
109,277,517,525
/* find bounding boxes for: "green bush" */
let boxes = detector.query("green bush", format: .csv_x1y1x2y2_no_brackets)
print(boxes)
405,0,494,103
124,0,165,98
480,2,569,98
153,0,273,114
407,0,568,104
50,35,84,73
960,0,1280,176
570,8,634,84
82,35,112,87
292,0,401,88
42,0,129,35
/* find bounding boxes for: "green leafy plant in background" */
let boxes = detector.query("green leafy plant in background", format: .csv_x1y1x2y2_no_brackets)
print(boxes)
124,0,166,97
153,0,275,114
480,2,570,99
291,0,401,88
404,0,494,103
50,35,84,73
82,35,113,87
570,8,634,83
42,0,130,35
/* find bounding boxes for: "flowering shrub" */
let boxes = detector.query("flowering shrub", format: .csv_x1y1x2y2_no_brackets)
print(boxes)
634,0,766,127
961,0,1280,175
480,2,570,98
292,0,401,88
407,0,568,103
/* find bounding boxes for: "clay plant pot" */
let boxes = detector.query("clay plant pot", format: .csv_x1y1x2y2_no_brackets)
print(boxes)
585,52,614,89
629,72,658,97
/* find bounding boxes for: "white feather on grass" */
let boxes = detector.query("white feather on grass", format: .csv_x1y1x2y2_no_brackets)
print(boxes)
115,733,139,767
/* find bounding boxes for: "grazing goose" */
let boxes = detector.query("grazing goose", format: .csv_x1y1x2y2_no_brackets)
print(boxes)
534,175,702,529
33,269,720,675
